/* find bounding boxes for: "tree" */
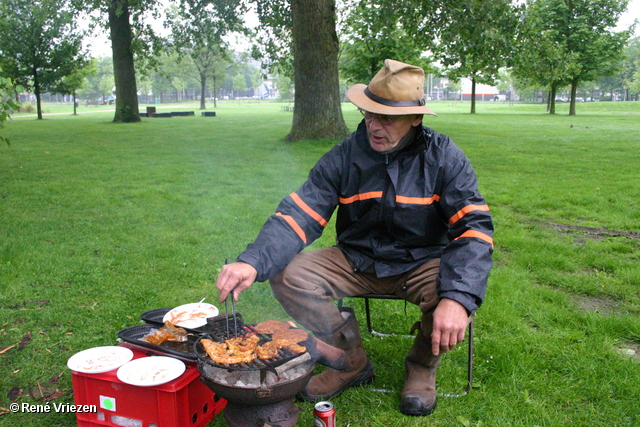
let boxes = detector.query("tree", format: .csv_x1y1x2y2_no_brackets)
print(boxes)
288,0,349,141
402,0,520,113
167,1,246,109
226,56,263,98
253,0,349,141
621,37,640,100
519,0,631,115
232,74,247,97
52,61,96,114
339,0,430,85
512,2,580,114
431,0,520,114
630,67,640,98
0,0,90,119
106,0,140,121
79,56,115,104
77,0,165,122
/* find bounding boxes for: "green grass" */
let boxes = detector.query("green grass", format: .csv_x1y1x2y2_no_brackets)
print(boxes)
1,100,639,426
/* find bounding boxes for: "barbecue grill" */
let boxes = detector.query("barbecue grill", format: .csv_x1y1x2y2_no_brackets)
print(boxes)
194,312,346,427
121,309,348,427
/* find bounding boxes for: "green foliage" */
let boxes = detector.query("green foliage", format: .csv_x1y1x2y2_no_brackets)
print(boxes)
274,73,293,101
514,0,632,113
73,0,169,123
18,103,36,114
51,59,96,97
0,69,19,145
338,0,429,85
165,0,246,108
79,56,114,103
400,0,520,113
251,0,293,76
0,0,90,119
76,0,165,71
622,37,640,97
435,0,520,85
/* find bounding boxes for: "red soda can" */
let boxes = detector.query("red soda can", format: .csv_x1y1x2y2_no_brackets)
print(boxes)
314,401,336,427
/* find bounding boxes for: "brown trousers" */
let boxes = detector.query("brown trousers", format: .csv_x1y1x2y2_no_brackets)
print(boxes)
270,247,440,334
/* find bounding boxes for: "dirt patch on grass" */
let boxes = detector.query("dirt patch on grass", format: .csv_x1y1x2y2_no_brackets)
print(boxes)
540,223,640,241
571,294,621,316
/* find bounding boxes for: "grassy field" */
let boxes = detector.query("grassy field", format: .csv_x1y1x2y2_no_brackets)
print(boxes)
1,100,639,426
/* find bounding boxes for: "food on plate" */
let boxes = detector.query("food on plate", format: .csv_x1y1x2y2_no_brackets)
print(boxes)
163,303,218,328
143,321,188,345
166,310,208,325
253,320,292,334
256,339,307,360
200,334,260,364
272,328,308,343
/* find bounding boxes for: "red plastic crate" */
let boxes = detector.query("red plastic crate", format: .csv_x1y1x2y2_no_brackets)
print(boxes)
71,347,226,427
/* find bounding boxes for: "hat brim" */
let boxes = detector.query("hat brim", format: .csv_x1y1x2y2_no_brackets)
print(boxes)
346,84,437,116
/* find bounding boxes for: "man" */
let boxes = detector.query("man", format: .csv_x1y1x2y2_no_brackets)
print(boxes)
216,59,494,416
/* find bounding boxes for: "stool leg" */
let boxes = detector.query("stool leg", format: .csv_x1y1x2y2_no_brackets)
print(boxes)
365,298,373,333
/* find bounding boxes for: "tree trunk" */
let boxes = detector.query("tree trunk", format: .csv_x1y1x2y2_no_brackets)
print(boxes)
470,78,476,114
549,85,557,115
213,76,218,108
109,0,141,123
33,69,43,120
287,0,349,141
200,72,207,110
546,91,551,111
569,78,578,116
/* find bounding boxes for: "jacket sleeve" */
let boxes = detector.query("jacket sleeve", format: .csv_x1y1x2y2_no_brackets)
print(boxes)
435,137,494,314
237,144,343,282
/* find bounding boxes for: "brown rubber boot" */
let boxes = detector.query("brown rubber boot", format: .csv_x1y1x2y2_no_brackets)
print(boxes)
297,307,375,402
400,317,440,416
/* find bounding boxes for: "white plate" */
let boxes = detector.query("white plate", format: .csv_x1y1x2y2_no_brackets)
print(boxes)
117,356,185,386
163,302,219,328
67,346,134,374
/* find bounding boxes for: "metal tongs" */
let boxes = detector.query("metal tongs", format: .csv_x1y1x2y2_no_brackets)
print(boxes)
224,259,238,338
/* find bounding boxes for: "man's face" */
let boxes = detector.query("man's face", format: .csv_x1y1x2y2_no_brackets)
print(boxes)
363,112,423,152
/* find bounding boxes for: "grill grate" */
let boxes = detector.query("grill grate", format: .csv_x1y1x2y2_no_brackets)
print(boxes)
194,328,309,371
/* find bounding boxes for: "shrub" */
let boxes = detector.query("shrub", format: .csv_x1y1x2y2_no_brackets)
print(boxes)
19,102,35,113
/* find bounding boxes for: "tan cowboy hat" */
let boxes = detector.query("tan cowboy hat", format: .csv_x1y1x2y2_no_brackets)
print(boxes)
346,59,437,116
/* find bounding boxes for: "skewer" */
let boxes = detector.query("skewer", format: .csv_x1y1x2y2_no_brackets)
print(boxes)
225,296,230,338
224,258,230,338
232,297,237,338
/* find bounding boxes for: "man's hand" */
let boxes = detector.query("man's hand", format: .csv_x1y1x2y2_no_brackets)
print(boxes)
431,298,469,356
216,262,258,302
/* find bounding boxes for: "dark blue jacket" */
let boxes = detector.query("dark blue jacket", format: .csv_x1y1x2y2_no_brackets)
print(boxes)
239,121,494,313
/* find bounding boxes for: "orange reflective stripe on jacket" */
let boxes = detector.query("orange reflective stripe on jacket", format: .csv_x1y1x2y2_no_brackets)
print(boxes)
339,191,383,204
449,204,490,225
395,195,441,205
275,212,307,244
290,192,328,227
454,230,494,248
